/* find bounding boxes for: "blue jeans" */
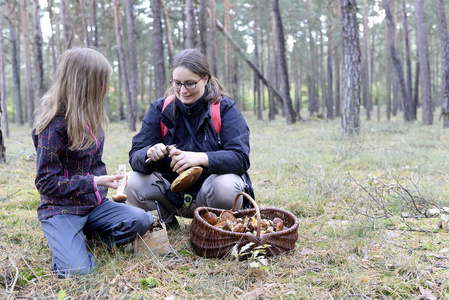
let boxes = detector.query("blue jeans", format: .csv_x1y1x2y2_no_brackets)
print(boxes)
40,199,153,277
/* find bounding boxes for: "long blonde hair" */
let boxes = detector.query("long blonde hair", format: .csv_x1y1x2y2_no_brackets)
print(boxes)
33,47,112,151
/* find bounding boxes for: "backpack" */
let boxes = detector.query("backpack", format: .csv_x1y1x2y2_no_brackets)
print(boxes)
160,95,222,138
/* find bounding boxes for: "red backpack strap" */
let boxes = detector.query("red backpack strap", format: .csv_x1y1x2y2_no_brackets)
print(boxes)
211,98,222,135
161,95,222,138
160,95,176,138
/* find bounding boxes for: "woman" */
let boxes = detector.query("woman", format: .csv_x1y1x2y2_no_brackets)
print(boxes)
125,48,254,229
32,47,153,277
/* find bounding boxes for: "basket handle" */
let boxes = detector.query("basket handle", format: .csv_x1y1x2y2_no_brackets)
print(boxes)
232,191,261,238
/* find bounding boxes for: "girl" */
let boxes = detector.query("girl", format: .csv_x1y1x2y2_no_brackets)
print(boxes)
32,47,153,277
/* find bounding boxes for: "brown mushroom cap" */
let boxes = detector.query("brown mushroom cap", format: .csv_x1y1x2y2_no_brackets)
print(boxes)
171,166,203,192
112,194,127,202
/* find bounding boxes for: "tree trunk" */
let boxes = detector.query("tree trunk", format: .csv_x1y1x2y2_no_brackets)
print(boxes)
209,0,217,76
437,0,449,127
117,59,123,121
335,42,341,118
61,0,73,49
327,6,334,120
341,0,361,134
319,21,326,116
20,0,35,127
254,1,262,120
151,0,166,99
272,0,296,124
199,0,208,56
383,0,413,122
293,42,301,120
415,0,433,125
384,21,391,121
267,1,275,121
6,1,23,126
0,113,5,162
161,0,174,66
414,61,420,113
33,0,45,101
362,0,371,121
223,0,232,91
0,3,9,138
47,0,57,74
113,0,135,131
403,2,414,119
90,0,99,48
185,0,196,49
79,0,90,46
125,0,138,129
306,6,318,116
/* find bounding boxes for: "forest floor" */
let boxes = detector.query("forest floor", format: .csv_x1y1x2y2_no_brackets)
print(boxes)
2,110,449,299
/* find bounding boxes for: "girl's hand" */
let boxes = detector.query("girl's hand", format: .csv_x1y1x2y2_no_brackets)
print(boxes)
94,174,124,189
146,143,169,162
169,150,209,173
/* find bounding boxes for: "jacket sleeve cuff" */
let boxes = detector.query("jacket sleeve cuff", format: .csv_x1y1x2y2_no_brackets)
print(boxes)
93,176,98,191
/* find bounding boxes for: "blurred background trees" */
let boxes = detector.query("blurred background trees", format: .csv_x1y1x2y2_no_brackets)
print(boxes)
0,0,448,136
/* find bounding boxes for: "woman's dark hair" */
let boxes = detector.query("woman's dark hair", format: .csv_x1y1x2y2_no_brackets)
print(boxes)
169,48,229,103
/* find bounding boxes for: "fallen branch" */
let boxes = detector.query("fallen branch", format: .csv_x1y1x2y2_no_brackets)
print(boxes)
5,255,19,300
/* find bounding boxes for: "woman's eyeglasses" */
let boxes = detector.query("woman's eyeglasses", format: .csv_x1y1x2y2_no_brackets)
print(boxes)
170,77,202,90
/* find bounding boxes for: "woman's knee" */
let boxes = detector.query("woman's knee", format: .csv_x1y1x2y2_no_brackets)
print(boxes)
204,174,244,209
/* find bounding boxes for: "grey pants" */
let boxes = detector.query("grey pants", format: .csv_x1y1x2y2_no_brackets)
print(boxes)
124,171,245,222
40,200,153,277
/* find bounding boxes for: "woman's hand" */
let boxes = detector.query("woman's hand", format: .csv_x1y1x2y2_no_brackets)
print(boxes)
146,143,170,162
169,149,209,173
94,174,124,189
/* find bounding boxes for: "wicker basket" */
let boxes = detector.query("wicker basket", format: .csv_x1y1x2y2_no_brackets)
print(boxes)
190,192,299,258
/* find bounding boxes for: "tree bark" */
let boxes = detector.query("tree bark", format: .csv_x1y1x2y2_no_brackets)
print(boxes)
437,0,449,127
415,0,433,125
151,0,166,99
209,0,217,76
341,0,361,134
47,0,57,74
78,0,90,46
125,0,139,128
362,0,371,120
61,0,73,49
199,0,208,56
90,0,99,48
327,5,334,120
33,0,45,101
306,3,318,116
113,0,135,131
185,0,196,49
403,1,414,119
0,3,9,138
253,1,262,120
272,0,296,124
6,1,23,126
383,0,413,122
161,0,174,66
20,0,35,127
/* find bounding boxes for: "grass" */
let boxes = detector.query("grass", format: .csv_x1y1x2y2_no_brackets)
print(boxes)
2,111,449,299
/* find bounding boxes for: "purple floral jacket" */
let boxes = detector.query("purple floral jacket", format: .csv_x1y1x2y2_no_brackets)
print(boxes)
32,115,108,221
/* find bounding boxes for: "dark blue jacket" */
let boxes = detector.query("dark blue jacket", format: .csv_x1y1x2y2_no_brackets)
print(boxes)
32,116,107,221
129,93,254,200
